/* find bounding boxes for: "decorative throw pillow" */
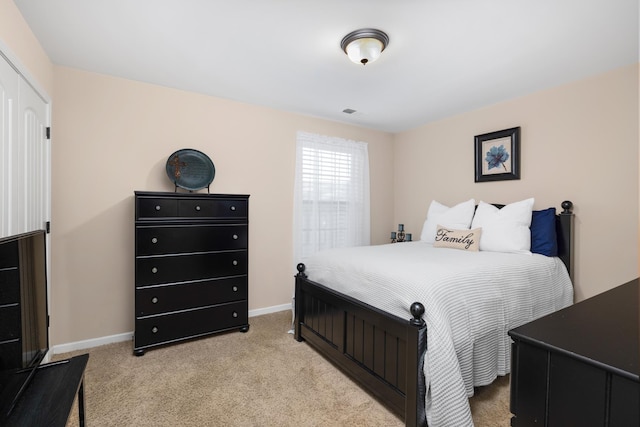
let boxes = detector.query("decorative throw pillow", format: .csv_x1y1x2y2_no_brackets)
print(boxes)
433,225,482,251
530,208,558,256
471,198,534,253
420,199,475,243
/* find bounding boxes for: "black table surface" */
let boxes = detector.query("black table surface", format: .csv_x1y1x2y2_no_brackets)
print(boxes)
509,278,639,381
4,353,89,427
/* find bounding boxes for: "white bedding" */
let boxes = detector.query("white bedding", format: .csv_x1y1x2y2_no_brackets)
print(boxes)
302,242,573,426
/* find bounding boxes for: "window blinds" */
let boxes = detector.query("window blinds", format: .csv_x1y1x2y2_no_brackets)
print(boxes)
293,131,370,263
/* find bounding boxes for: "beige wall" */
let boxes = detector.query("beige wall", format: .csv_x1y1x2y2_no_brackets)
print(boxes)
50,66,394,345
394,64,639,302
0,0,53,95
0,0,392,346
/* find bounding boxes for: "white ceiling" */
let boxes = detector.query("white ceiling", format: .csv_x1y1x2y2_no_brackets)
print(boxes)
14,0,639,133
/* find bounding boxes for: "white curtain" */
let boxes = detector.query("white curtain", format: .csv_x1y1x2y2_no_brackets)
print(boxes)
293,131,370,266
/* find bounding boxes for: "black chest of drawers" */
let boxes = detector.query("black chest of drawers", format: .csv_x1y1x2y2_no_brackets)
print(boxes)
133,191,250,356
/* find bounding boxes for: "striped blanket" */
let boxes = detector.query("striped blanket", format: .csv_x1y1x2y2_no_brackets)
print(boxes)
302,242,573,426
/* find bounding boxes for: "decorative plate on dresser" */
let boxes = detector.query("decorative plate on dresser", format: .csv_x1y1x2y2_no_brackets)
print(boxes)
133,191,249,356
165,148,216,192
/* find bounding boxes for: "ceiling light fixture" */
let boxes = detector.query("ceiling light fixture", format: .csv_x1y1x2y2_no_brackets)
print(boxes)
340,28,389,65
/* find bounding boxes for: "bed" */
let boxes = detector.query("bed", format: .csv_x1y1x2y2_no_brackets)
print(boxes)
293,199,574,427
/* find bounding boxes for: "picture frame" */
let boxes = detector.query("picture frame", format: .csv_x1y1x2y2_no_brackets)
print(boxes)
474,126,520,182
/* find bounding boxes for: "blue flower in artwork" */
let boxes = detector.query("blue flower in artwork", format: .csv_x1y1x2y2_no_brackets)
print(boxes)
485,145,509,171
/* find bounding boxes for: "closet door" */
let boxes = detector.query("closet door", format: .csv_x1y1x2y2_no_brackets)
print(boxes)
16,75,50,234
0,52,50,238
0,54,19,237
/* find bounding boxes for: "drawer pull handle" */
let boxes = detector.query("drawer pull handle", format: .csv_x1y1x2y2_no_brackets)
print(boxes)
152,326,158,333
155,205,161,211
232,286,238,292
232,234,238,240
195,205,201,211
151,237,158,244
232,260,238,266
232,311,238,318
151,267,158,274
230,206,236,211
151,297,158,304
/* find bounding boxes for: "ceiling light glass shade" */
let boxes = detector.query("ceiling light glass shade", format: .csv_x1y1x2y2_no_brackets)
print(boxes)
341,29,389,65
345,38,384,65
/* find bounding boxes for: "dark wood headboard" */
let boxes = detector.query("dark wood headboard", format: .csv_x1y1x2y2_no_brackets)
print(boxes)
556,200,574,280
487,200,574,281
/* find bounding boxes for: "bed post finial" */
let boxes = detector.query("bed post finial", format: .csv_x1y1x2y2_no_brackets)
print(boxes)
561,200,573,214
296,263,307,278
409,302,425,327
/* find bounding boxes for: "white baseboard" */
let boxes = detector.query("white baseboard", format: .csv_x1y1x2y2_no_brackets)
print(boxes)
51,303,293,355
248,303,292,317
51,331,133,355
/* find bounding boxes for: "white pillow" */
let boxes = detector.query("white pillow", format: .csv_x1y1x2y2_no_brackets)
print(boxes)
420,199,476,243
471,198,535,253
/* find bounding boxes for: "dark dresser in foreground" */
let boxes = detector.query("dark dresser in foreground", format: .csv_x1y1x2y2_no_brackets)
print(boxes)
133,191,250,356
509,278,639,426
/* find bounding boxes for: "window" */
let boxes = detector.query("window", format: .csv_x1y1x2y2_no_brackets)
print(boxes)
293,131,370,263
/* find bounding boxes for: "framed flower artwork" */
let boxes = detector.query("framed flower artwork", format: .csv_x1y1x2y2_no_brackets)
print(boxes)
474,127,520,182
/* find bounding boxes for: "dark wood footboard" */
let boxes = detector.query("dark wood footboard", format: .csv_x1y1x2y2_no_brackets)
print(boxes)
294,263,428,427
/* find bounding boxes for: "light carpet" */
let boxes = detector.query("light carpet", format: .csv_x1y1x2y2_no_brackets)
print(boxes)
56,310,511,426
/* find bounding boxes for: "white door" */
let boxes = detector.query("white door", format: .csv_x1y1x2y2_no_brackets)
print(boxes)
0,50,51,238
16,75,50,234
0,52,20,237
0,49,52,360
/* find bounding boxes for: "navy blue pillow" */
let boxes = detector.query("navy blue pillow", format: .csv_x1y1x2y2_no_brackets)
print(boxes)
530,208,558,256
